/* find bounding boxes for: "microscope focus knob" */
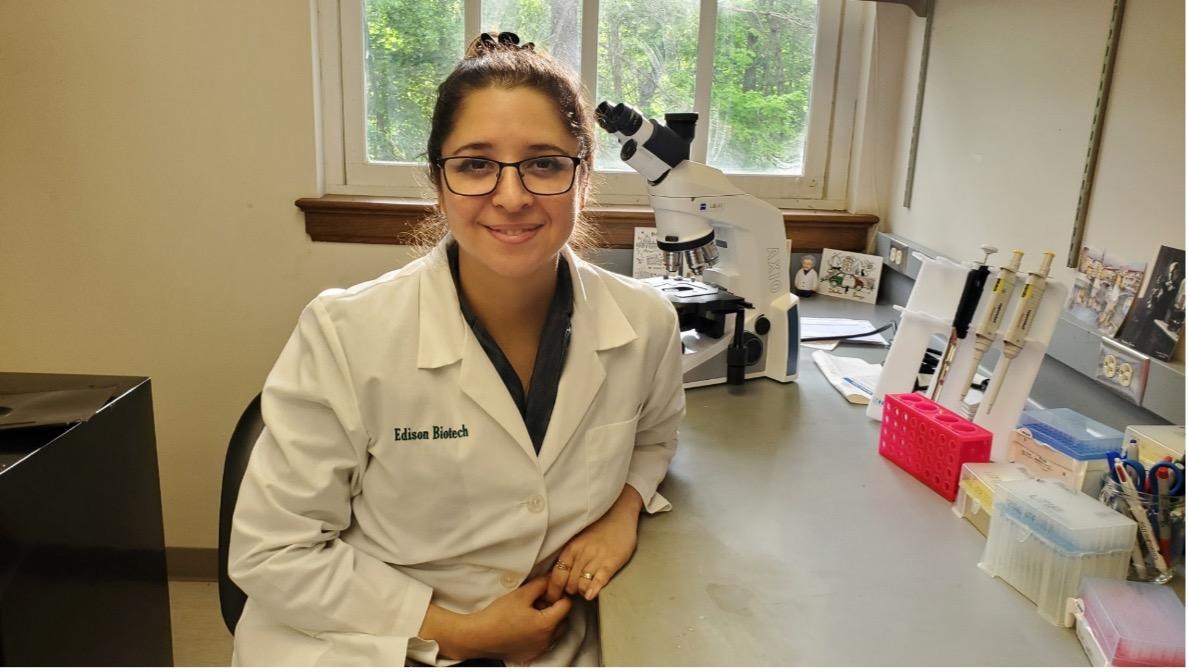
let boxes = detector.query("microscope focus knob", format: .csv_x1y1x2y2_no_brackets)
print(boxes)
754,316,771,335
727,332,764,384
620,139,637,161
743,332,764,366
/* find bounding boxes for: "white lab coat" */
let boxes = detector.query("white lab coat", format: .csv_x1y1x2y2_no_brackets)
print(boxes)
229,240,685,666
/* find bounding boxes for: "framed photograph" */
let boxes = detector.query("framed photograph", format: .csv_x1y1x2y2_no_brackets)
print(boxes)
1117,245,1185,361
816,248,883,304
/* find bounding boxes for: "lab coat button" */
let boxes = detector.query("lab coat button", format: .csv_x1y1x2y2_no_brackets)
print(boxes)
526,495,545,513
500,572,519,588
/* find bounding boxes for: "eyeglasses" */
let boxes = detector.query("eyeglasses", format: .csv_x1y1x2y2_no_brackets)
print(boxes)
437,155,582,196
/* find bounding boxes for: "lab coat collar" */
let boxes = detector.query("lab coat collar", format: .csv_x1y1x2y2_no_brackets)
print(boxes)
415,239,637,369
415,238,468,370
416,237,639,467
537,245,637,472
563,244,638,351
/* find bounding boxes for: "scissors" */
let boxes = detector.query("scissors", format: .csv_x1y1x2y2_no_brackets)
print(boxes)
1107,451,1184,495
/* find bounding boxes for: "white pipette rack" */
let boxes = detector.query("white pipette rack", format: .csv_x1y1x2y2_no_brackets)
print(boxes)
867,253,970,421
869,251,1068,461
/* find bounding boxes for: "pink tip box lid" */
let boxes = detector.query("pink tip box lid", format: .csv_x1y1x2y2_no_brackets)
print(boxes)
1078,577,1185,667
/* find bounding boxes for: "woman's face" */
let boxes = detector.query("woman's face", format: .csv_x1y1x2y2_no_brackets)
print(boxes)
438,86,583,282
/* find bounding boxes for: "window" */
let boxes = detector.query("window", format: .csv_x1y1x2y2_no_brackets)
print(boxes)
316,0,862,208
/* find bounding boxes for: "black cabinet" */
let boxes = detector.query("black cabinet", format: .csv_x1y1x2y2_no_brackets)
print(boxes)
0,373,172,666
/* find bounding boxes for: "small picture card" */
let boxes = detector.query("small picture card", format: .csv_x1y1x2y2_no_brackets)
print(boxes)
1065,245,1147,338
632,227,666,279
817,248,884,304
1117,245,1185,362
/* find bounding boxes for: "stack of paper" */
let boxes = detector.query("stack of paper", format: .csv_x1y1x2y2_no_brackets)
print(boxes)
811,350,883,404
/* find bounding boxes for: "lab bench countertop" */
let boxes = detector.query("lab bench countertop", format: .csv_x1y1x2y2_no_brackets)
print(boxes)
597,297,1089,666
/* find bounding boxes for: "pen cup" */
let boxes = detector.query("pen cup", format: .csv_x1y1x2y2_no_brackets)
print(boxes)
1098,481,1185,584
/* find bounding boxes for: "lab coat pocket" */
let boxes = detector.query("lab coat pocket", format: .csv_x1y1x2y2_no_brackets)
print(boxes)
584,410,641,524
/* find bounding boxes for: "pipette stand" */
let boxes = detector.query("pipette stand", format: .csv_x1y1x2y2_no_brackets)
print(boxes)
941,278,1067,460
867,253,970,422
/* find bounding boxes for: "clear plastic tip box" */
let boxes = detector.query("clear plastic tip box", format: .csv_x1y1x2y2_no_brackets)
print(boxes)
979,478,1137,626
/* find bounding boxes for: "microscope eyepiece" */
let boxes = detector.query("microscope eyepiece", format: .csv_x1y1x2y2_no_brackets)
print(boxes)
664,113,698,143
595,101,644,136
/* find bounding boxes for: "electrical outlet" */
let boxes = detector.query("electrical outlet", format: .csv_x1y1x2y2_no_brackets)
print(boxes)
887,241,909,273
1095,338,1150,403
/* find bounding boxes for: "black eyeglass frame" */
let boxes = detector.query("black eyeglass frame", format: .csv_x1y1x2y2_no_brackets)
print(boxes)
436,154,584,196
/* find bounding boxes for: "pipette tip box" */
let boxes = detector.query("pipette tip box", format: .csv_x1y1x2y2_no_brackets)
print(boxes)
1017,408,1124,457
878,393,992,501
979,478,1136,626
1068,577,1185,667
1123,424,1185,468
952,462,1033,536
1014,409,1125,497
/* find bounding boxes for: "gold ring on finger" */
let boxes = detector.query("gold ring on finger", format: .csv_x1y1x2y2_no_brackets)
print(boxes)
554,561,571,572
581,571,595,580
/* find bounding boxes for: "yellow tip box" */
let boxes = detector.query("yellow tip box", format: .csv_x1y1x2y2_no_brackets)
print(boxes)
952,462,1033,536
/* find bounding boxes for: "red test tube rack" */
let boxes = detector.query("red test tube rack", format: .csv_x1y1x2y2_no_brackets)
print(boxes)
878,393,993,501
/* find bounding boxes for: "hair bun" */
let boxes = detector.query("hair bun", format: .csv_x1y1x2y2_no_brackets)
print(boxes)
466,31,536,58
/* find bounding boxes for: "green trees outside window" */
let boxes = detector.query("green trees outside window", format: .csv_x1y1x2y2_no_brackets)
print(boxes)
364,0,818,176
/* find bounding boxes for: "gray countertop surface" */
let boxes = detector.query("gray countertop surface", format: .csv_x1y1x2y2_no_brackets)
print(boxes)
598,296,1095,666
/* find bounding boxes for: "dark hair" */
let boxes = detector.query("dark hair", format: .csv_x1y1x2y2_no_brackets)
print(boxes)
427,31,595,191
412,32,601,253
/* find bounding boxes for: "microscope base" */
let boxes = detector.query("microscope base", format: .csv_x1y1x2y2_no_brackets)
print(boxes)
675,305,800,388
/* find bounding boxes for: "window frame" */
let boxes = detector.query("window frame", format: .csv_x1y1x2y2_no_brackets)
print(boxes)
315,0,863,209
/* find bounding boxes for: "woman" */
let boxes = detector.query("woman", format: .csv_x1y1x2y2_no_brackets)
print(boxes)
228,32,685,666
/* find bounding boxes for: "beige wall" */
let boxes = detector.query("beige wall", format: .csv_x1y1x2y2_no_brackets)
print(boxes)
0,0,415,549
2,0,1183,551
866,0,1185,293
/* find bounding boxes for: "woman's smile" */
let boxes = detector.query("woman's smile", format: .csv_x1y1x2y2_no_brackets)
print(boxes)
482,222,544,245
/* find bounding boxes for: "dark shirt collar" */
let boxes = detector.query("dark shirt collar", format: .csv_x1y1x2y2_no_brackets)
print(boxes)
446,241,573,328
446,241,574,454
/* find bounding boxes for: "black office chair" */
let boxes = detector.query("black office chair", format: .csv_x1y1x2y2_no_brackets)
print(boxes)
217,393,264,634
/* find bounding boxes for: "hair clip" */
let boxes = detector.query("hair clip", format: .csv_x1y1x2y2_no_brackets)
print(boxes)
473,31,533,56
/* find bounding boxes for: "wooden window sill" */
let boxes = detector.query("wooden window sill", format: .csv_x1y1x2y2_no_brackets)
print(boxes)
295,195,879,252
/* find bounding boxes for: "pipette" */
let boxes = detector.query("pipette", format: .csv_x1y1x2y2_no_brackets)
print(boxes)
983,251,1056,413
957,249,1024,412
929,245,996,401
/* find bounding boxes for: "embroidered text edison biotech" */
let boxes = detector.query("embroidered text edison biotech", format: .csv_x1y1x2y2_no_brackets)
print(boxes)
393,425,470,441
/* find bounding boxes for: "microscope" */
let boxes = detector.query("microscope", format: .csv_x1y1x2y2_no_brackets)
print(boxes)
596,101,800,387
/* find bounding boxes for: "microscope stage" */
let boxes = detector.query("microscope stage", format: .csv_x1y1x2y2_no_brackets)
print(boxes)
641,277,743,305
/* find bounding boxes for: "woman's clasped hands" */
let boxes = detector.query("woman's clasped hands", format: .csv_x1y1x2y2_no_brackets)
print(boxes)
423,487,643,663
461,575,572,664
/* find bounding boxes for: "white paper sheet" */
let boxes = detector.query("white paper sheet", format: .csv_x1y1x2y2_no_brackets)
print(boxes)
801,317,889,349
811,350,883,404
